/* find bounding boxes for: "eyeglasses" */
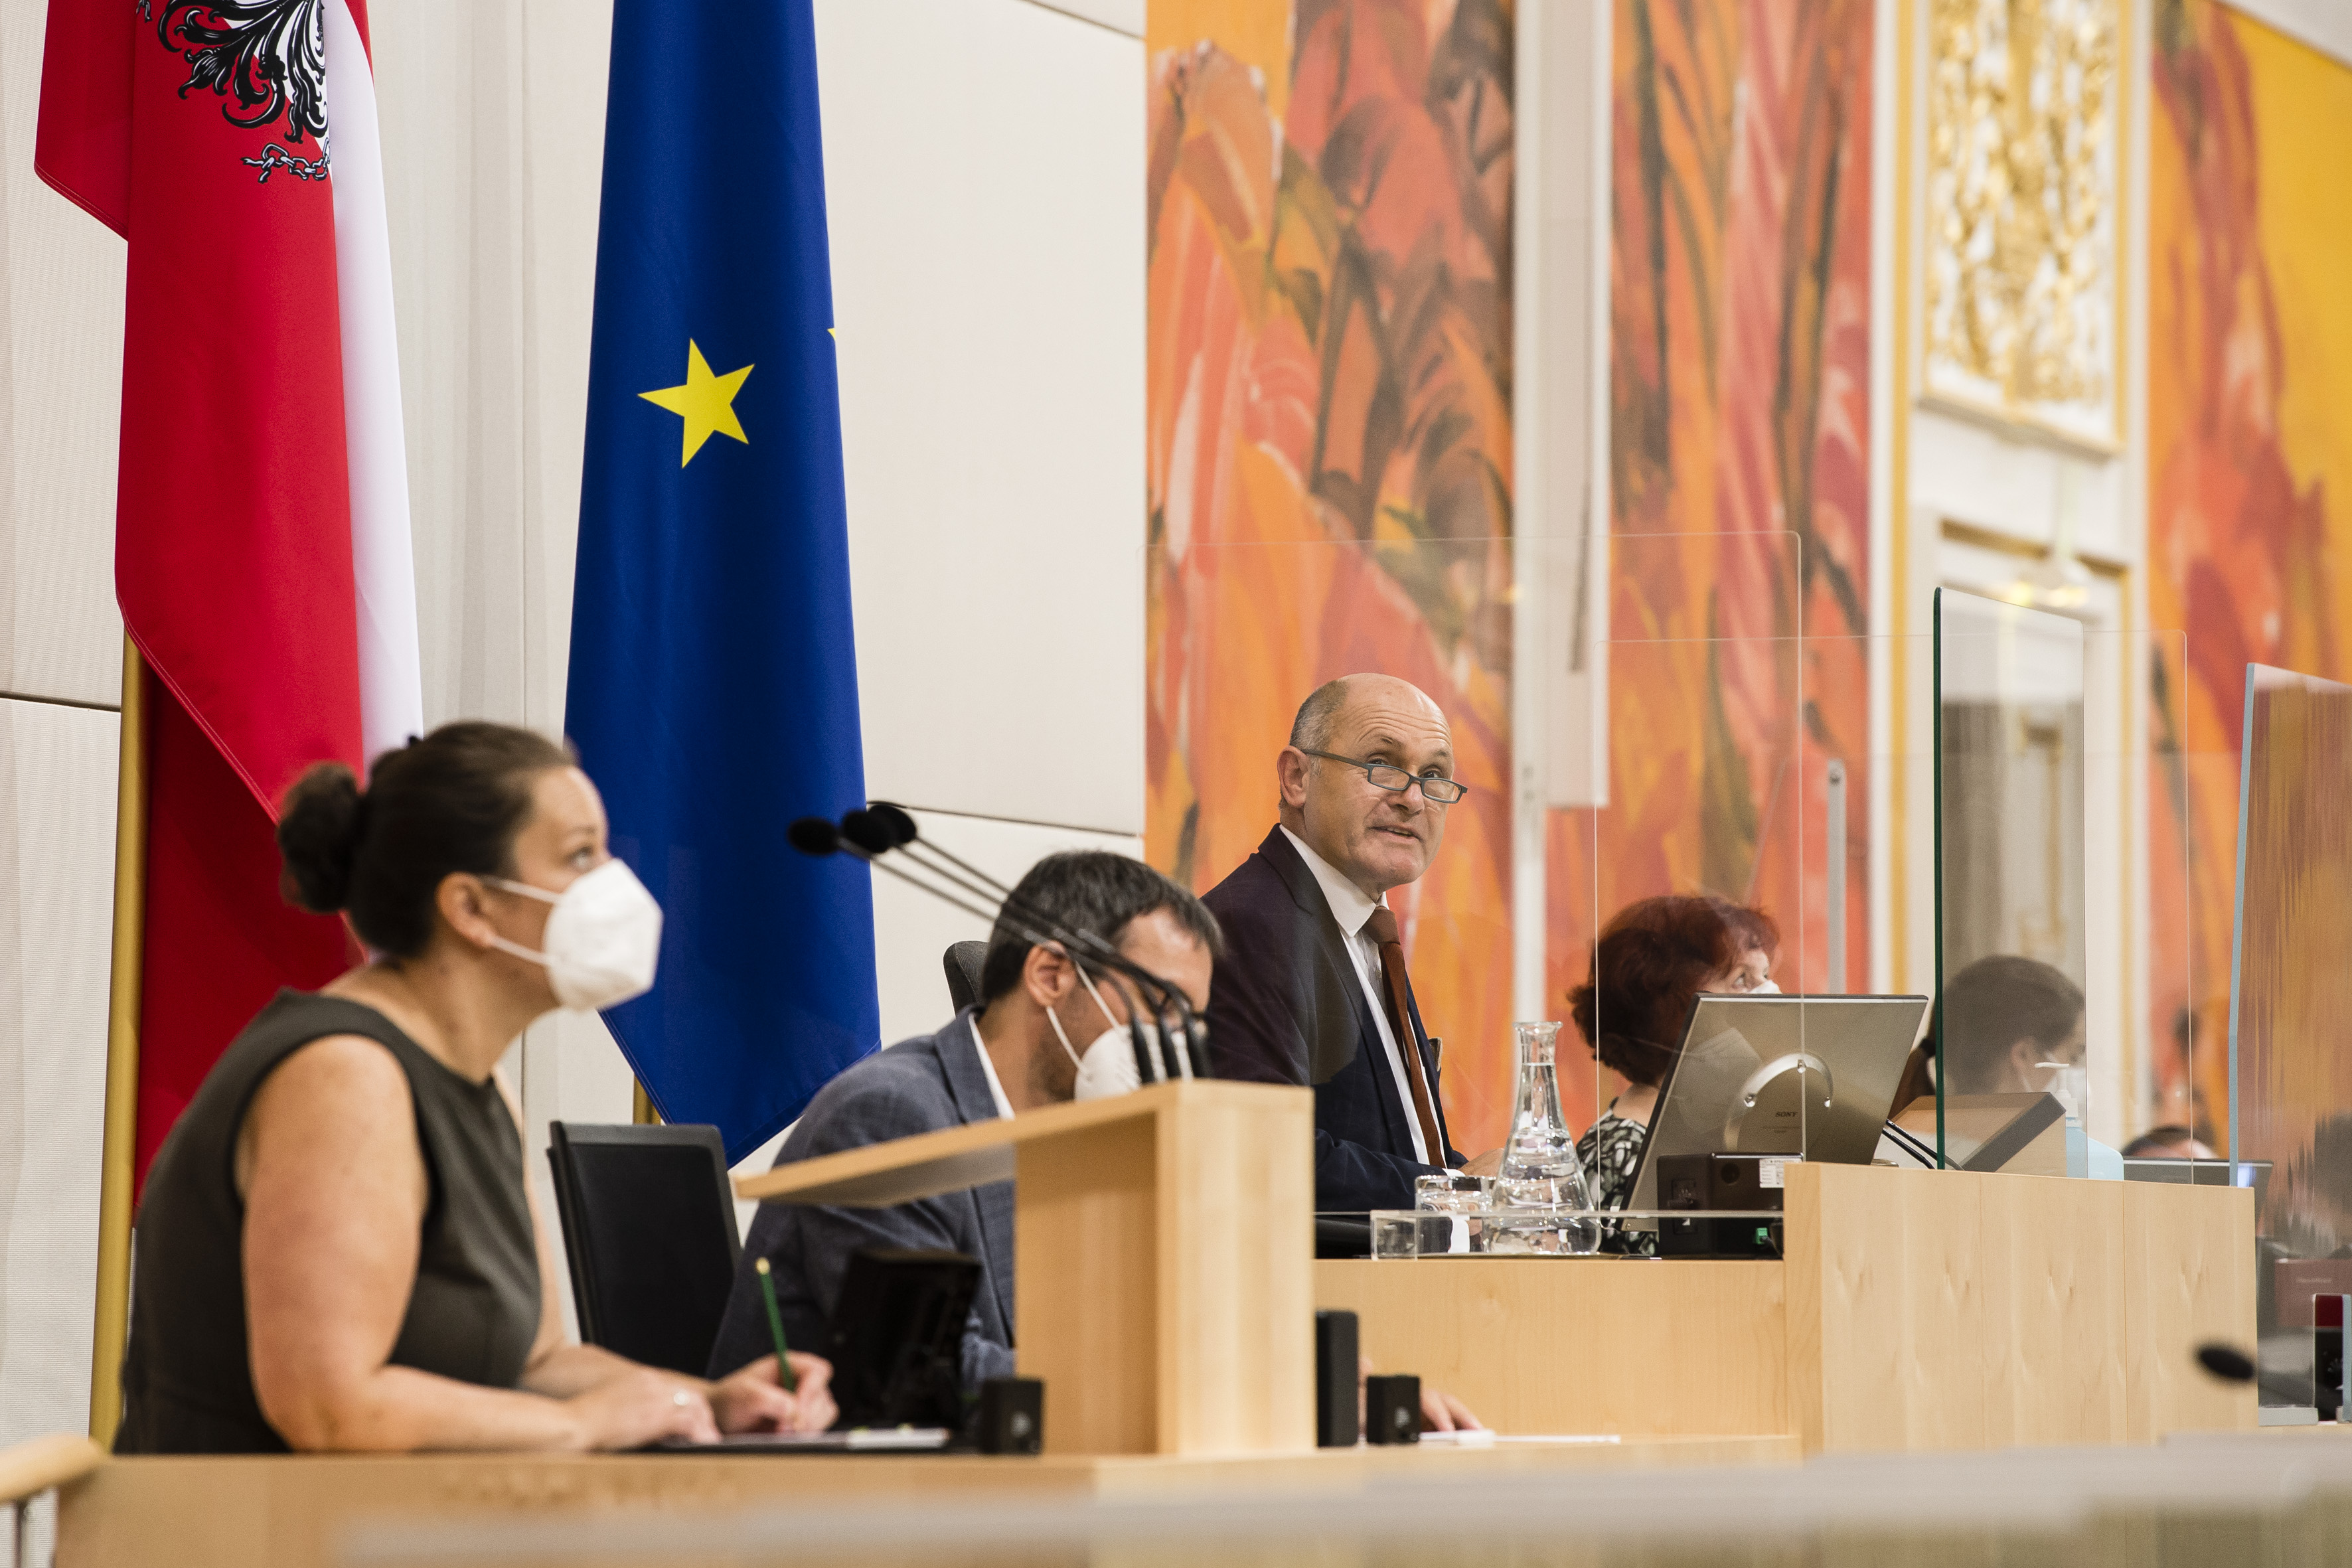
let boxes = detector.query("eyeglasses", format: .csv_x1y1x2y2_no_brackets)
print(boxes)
1299,749,1469,804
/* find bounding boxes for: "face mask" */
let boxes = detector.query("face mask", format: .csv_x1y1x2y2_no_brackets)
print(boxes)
2034,1059,2086,1126
1752,979,1781,996
1045,963,1158,1101
484,859,663,1011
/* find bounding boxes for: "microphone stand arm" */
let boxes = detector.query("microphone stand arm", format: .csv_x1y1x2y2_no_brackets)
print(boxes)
838,843,1207,1081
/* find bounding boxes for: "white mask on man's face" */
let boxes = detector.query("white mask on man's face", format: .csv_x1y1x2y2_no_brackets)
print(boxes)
1751,979,1781,996
1044,963,1155,1101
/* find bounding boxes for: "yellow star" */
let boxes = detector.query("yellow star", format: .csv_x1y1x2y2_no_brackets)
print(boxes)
639,341,753,467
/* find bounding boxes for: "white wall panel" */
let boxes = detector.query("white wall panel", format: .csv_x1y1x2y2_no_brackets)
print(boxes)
1024,0,1144,38
0,0,127,708
0,699,118,1462
817,0,1146,836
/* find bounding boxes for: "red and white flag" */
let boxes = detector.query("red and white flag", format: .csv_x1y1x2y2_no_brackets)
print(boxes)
37,0,421,1186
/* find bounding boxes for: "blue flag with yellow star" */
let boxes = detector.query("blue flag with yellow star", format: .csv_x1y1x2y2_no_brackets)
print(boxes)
567,0,878,1159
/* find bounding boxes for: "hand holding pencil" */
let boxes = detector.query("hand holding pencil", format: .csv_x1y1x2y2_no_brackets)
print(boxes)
705,1257,835,1433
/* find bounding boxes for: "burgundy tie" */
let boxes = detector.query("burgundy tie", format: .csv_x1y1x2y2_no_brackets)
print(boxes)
1364,905,1445,1163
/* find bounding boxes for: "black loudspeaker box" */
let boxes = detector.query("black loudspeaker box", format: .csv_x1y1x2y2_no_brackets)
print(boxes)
976,1377,1043,1454
1364,1375,1422,1445
1656,1153,1788,1259
1316,1310,1359,1447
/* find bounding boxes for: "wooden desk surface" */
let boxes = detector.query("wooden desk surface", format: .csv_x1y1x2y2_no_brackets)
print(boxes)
57,1437,1798,1568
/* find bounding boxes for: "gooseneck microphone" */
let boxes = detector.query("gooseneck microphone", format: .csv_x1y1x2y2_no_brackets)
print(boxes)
789,806,1209,1085
851,805,1210,1081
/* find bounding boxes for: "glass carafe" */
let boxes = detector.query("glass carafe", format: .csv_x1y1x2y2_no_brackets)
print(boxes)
1490,1022,1601,1254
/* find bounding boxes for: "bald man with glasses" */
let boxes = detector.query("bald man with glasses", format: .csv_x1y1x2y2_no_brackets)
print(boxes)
1202,674,1502,1213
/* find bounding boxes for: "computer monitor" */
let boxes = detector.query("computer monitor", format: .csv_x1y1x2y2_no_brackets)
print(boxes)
1892,1091,2068,1174
1625,994,1930,1222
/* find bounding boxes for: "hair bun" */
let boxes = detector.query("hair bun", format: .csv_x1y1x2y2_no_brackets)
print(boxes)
277,763,368,913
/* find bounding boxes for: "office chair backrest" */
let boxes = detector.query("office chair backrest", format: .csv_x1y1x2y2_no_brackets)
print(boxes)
944,941,987,1013
546,1121,741,1376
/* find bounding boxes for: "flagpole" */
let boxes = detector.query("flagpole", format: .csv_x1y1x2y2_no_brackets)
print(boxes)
89,637,147,1446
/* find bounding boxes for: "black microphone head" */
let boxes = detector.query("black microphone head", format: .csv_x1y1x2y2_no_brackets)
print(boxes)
2195,1342,2256,1383
867,801,919,847
840,809,894,856
787,817,842,857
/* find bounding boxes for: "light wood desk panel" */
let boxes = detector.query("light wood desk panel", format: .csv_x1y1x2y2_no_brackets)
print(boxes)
1788,1163,2254,1451
1316,1258,1789,1439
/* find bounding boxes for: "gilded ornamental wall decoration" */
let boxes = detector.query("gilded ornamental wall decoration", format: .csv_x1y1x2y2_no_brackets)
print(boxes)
1925,0,2120,445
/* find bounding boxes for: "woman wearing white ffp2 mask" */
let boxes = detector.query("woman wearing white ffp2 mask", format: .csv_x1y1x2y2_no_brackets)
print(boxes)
115,722,833,1460
479,858,663,1011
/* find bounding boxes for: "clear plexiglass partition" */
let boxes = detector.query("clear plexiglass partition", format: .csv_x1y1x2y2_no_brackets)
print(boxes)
2231,665,2352,1411
1151,535,2205,1260
1569,533,1933,1249
1933,589,2205,1181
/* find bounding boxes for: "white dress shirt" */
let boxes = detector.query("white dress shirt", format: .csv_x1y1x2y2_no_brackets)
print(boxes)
1279,826,1432,1164
970,1016,1015,1121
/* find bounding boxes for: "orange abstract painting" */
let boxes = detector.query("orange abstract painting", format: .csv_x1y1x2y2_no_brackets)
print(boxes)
2148,0,2352,1150
1146,1,1520,1147
1549,0,1874,1122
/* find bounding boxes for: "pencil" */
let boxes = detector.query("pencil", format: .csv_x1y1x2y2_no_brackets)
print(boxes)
753,1257,799,1392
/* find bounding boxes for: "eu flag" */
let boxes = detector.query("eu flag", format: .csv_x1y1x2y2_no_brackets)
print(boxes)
567,0,878,1158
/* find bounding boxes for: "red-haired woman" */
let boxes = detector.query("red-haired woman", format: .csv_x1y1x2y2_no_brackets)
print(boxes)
1567,895,1780,1255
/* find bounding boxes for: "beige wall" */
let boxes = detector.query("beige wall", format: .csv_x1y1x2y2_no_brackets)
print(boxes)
0,3,131,1555
0,0,1147,1469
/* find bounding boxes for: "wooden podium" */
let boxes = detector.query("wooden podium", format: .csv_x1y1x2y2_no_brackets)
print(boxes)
735,1079,1316,1458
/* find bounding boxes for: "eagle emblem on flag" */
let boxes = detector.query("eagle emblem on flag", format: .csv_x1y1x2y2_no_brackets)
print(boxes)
144,0,331,180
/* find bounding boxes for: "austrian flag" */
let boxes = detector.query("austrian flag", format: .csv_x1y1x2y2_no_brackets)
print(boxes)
37,0,422,1186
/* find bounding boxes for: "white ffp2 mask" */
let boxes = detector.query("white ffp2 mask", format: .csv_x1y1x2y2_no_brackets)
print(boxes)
485,859,663,1011
1046,964,1157,1100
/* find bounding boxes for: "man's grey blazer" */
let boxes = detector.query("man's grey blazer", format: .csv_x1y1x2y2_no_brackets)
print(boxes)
706,1010,1017,1389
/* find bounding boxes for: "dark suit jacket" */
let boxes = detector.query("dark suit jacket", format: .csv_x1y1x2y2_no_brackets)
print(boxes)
1202,826,1462,1212
707,1012,1016,1390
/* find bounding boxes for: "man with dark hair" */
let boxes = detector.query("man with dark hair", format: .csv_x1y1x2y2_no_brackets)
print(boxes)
1202,674,1502,1213
708,851,1220,1389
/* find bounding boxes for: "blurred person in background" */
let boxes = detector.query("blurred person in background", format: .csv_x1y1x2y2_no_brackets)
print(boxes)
1940,955,2121,1180
2121,1127,2218,1159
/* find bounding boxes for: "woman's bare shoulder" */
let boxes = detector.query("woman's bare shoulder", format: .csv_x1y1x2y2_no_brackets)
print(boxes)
248,1034,414,1136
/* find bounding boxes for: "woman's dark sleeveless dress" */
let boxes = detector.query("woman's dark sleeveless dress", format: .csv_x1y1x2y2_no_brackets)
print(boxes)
115,990,541,1453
